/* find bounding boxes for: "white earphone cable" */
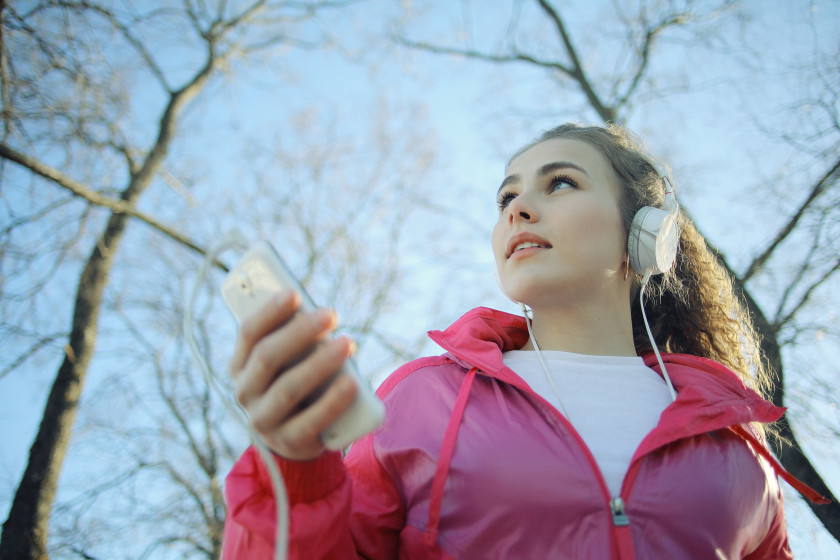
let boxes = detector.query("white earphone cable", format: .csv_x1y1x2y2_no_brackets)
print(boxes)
520,303,573,421
184,233,288,560
638,270,677,401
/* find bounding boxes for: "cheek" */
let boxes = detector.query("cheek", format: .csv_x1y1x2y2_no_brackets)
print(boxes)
490,220,506,260
564,203,625,258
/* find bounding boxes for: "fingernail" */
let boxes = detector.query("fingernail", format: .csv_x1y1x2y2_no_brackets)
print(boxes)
347,338,358,357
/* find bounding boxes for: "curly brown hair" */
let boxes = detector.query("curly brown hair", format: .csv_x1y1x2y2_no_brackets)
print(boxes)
516,123,772,402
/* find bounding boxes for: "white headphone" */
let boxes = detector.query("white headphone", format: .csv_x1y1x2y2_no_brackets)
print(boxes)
627,177,680,400
627,180,680,276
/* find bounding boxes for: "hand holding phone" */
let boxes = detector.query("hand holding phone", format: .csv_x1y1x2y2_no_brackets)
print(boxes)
222,241,385,454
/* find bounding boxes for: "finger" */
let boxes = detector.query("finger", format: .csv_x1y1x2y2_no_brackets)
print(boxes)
229,290,299,375
234,308,338,406
272,373,358,457
248,336,353,433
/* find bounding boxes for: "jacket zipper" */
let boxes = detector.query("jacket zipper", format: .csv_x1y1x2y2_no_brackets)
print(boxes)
610,497,629,526
610,494,636,560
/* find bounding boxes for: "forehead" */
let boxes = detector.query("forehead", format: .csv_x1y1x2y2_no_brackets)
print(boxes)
507,137,611,177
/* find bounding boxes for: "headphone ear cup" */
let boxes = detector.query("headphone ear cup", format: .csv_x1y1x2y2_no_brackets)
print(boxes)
628,206,679,275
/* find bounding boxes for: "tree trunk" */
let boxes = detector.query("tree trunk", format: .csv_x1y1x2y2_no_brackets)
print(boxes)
713,247,839,541
734,278,839,539
0,210,131,559
0,20,216,547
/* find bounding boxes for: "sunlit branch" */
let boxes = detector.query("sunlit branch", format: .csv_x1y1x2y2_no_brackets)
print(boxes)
55,1,172,91
743,156,840,281
775,259,840,332
0,334,66,380
773,224,822,325
215,0,270,35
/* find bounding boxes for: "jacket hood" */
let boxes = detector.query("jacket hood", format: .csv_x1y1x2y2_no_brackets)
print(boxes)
428,307,528,378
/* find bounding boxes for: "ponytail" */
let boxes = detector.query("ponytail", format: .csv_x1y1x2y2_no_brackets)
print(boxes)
633,214,770,399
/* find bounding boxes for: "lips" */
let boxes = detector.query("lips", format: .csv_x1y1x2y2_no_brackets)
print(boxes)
506,233,552,258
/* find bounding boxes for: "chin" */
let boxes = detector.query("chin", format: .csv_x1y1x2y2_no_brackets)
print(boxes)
506,274,601,308
502,278,555,305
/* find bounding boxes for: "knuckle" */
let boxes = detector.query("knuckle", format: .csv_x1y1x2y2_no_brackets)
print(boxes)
314,378,355,428
289,419,319,444
239,318,261,346
249,341,274,376
292,316,318,342
250,411,274,435
274,379,302,411
339,376,358,400
228,358,240,377
234,382,249,407
330,377,356,410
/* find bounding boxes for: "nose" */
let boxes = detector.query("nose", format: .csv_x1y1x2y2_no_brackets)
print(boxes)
507,195,537,224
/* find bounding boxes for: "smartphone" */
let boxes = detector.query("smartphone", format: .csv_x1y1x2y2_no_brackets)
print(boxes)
221,240,385,450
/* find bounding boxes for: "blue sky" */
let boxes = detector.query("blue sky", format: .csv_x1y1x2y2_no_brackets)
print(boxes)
1,0,838,556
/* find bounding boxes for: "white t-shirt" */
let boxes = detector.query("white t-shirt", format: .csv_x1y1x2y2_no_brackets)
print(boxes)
502,350,673,497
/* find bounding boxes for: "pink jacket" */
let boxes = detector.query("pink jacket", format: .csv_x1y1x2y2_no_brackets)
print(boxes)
223,307,826,559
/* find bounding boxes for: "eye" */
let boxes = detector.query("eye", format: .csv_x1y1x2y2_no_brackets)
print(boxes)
497,191,517,211
549,174,578,192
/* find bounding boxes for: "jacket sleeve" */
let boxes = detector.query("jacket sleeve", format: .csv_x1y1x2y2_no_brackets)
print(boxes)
222,434,405,559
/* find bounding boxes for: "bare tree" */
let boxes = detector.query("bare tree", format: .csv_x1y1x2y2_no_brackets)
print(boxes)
243,106,442,362
49,287,240,559
394,0,839,543
43,101,440,558
0,1,360,557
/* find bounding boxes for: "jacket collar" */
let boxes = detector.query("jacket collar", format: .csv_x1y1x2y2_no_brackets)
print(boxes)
428,307,531,389
427,307,785,443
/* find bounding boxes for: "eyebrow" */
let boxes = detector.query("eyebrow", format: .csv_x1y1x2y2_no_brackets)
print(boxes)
497,161,589,198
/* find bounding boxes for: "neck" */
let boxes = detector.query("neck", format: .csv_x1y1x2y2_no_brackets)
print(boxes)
520,298,636,357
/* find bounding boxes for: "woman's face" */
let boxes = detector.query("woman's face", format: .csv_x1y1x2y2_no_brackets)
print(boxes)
491,137,628,308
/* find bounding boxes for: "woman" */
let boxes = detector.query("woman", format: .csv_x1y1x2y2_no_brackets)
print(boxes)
222,123,825,559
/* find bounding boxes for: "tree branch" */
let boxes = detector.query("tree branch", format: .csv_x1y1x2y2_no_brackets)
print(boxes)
0,143,227,271
54,1,172,91
615,13,687,108
393,35,573,74
775,259,840,332
742,156,840,282
773,225,823,326
394,1,618,121
534,0,616,121
215,0,269,36
0,334,66,380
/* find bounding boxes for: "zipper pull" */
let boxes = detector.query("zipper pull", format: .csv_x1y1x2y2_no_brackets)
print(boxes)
610,497,630,526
